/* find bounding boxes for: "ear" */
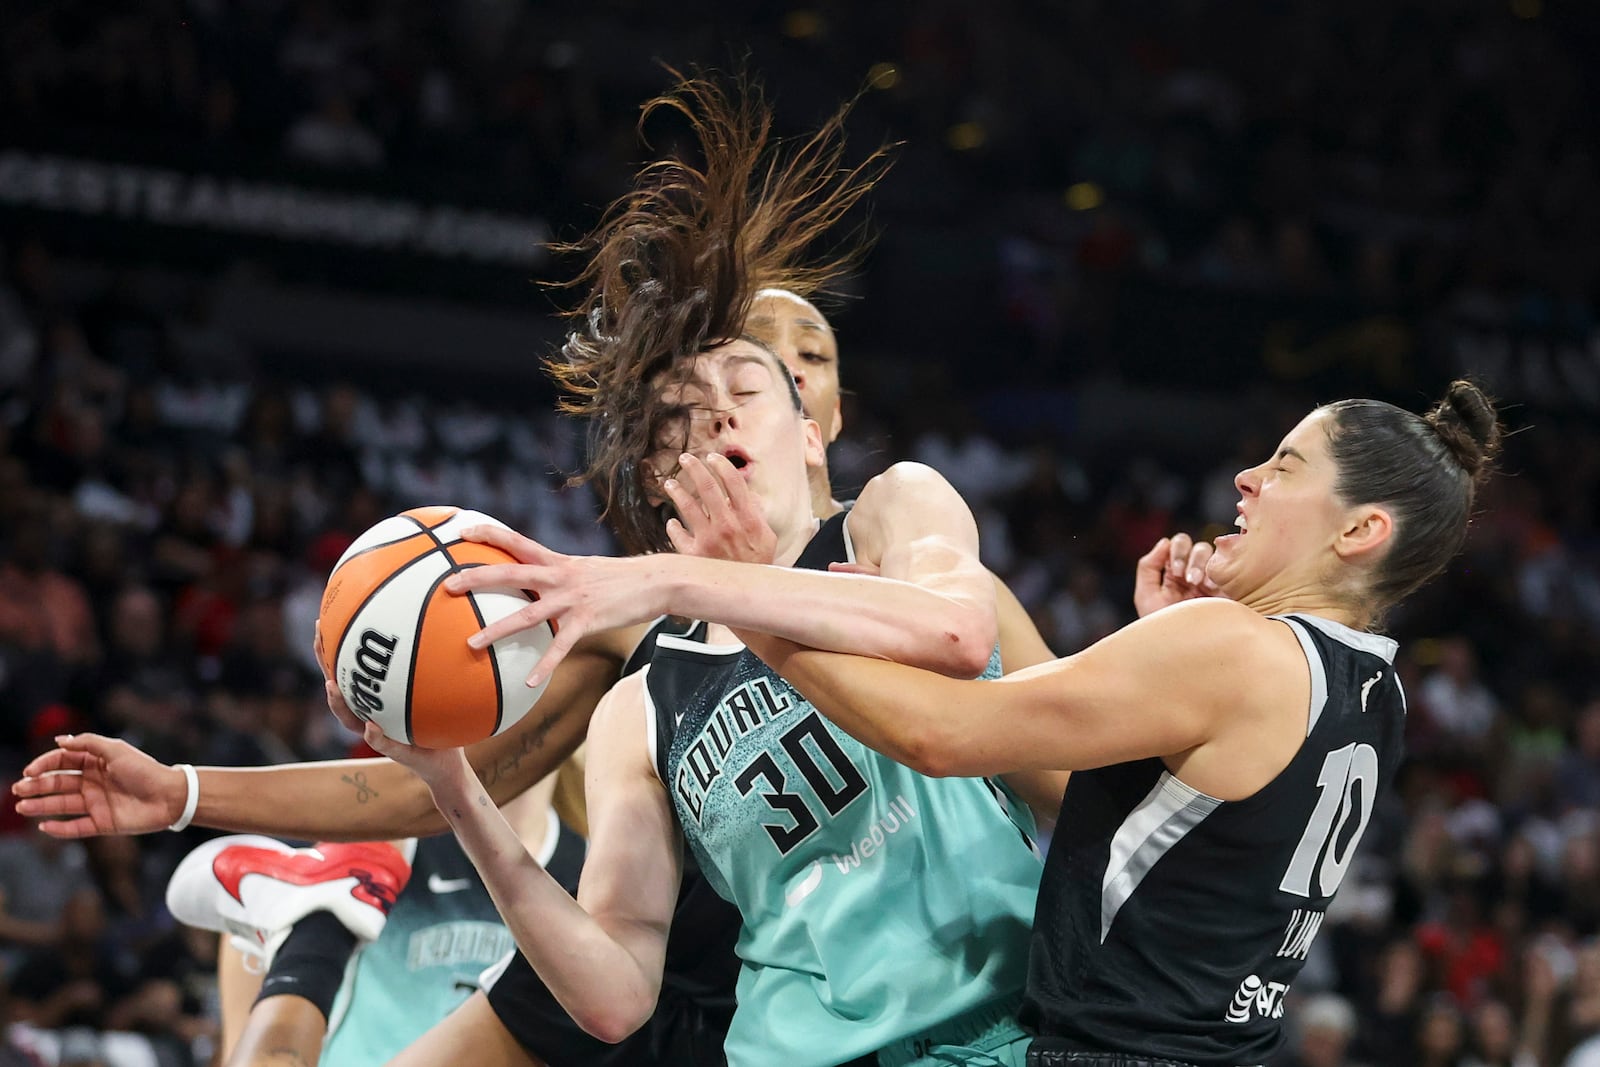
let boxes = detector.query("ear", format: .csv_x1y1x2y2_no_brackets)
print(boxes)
1333,504,1394,564
802,417,827,471
827,396,844,444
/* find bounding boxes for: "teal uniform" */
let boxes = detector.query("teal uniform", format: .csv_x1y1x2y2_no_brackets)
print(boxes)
645,512,1041,1067
321,814,584,1066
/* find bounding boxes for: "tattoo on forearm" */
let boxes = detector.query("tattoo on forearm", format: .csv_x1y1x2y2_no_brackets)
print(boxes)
482,707,565,788
341,771,378,803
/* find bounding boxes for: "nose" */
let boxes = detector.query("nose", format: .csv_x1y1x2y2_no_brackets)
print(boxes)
1234,465,1260,497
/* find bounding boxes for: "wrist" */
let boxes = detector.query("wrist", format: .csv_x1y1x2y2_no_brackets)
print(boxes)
167,764,199,832
631,553,684,619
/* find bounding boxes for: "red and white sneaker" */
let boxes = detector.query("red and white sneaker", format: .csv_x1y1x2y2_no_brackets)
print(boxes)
165,834,413,966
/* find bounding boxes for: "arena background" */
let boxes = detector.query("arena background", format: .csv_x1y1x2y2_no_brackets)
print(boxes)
1,2,1598,1065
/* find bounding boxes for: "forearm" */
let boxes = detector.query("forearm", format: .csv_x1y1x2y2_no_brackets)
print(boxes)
651,554,994,676
742,633,970,775
428,763,662,1042
194,677,594,842
192,759,445,841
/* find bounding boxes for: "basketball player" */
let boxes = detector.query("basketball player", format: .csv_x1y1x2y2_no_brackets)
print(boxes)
169,773,580,1067
14,78,1060,1067
666,381,1501,1066
357,149,1049,1065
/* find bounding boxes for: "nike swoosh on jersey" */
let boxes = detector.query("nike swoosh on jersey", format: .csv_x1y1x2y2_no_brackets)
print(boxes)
428,874,474,894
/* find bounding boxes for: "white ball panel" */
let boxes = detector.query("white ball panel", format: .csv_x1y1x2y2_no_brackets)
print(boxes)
472,589,556,728
333,551,452,744
429,509,511,545
332,514,448,573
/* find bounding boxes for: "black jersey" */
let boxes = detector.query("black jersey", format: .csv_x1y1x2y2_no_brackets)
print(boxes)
483,614,739,1067
624,616,743,1008
1020,613,1406,1066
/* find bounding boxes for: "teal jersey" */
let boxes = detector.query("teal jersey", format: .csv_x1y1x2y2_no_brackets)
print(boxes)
644,512,1041,1067
321,815,583,1066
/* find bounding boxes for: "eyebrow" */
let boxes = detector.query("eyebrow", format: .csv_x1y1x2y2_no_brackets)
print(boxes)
745,313,833,335
1277,447,1308,463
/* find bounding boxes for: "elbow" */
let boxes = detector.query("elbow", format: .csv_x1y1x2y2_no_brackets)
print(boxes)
898,721,964,779
931,620,998,679
575,994,656,1045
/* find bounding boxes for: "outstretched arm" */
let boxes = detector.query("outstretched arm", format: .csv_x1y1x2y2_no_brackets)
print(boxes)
12,634,623,841
456,457,999,686
740,598,1263,780
367,672,678,1043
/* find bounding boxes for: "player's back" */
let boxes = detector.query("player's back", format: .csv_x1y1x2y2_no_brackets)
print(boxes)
1021,613,1406,1066
646,511,1042,1067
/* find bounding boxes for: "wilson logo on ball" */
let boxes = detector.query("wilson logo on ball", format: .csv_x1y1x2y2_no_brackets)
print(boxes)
348,629,399,714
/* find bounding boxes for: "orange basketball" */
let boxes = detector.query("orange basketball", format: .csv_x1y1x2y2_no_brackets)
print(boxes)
316,506,555,748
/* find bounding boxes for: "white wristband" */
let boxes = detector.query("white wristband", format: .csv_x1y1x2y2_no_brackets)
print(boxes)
168,764,199,832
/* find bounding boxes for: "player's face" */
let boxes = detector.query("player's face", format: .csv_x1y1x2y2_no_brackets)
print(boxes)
1206,410,1350,599
645,339,825,537
746,290,842,444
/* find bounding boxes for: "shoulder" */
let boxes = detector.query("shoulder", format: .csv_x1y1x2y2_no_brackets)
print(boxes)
851,461,976,540
1114,599,1304,682
856,461,960,508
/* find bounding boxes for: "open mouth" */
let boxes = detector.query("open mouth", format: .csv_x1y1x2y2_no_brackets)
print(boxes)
720,449,750,471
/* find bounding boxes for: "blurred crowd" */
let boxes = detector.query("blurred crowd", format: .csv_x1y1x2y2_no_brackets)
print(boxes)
3,1,1600,1066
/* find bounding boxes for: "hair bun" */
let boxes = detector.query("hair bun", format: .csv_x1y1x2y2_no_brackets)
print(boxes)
1424,379,1502,482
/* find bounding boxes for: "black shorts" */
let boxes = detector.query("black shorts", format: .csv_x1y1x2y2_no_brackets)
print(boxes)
483,947,731,1067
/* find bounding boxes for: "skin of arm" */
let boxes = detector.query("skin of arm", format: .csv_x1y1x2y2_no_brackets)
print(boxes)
664,461,998,676
397,673,678,1044
989,573,1072,818
13,627,640,841
466,459,999,685
740,598,1310,801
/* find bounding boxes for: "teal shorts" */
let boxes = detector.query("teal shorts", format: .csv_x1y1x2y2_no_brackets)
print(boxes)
877,999,1028,1067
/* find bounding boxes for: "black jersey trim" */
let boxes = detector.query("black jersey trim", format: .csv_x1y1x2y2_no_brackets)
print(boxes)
1276,617,1330,737
1100,770,1221,942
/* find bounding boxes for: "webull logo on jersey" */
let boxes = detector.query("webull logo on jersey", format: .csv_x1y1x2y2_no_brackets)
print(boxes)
1225,974,1289,1024
827,795,917,874
675,677,798,823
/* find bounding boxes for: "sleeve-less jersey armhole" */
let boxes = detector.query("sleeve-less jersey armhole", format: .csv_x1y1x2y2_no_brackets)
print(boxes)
1273,616,1329,737
640,664,663,785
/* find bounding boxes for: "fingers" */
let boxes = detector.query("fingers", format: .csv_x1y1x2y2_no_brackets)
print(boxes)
32,816,100,840
362,722,403,759
1166,533,1194,583
326,681,366,733
828,561,881,577
665,517,693,555
445,562,542,597
526,630,578,690
457,523,548,563
1186,541,1217,588
21,734,115,778
12,765,87,798
14,791,89,819
466,599,561,651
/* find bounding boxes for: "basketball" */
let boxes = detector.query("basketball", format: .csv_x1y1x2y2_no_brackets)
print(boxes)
315,506,555,748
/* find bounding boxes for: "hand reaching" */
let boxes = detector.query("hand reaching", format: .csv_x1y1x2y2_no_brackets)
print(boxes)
11,734,189,838
1133,533,1219,618
440,526,662,689
328,682,474,797
662,453,778,565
